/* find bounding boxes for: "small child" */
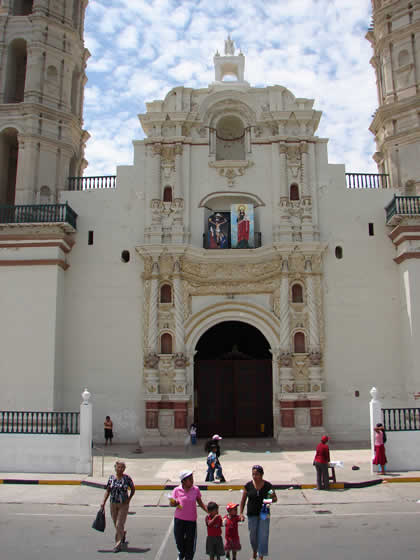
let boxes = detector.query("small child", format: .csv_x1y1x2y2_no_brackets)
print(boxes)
205,501,225,560
223,503,241,560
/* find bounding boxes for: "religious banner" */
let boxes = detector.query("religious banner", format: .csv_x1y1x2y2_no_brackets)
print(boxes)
231,204,254,248
207,212,230,249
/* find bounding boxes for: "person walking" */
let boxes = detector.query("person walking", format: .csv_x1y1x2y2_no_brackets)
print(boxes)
313,435,331,490
104,416,113,446
101,460,135,553
204,434,222,457
223,502,242,560
205,501,225,560
205,443,226,483
171,470,208,560
189,423,197,445
373,423,387,474
239,465,277,560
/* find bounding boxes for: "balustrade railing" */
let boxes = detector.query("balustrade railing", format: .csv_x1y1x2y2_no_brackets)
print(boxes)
68,176,116,190
203,231,262,249
382,408,420,431
0,411,80,434
0,203,77,229
385,195,420,223
346,172,389,189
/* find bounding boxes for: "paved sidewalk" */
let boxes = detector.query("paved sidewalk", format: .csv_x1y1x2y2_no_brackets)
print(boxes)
2,439,420,488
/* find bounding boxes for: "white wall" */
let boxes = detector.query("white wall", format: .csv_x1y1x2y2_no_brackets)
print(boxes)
381,431,420,471
319,167,403,440
0,434,80,473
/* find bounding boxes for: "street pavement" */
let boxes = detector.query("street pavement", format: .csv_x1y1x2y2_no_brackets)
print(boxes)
2,483,420,559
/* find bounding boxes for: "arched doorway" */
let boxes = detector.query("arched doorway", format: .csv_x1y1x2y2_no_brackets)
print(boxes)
194,321,273,438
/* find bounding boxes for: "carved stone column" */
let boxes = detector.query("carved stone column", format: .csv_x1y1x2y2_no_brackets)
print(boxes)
300,141,310,197
278,352,294,393
305,258,320,352
147,261,159,354
277,144,292,241
24,46,44,103
149,143,162,200
279,259,290,352
173,260,185,354
300,142,313,241
174,143,183,199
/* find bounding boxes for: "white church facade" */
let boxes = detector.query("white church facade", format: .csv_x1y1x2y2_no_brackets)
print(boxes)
0,0,419,445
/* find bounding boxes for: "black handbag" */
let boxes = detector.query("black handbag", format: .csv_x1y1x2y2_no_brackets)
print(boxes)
92,508,106,532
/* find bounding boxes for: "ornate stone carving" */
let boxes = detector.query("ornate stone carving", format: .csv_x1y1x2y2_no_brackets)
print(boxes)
174,353,188,368
144,353,159,369
208,160,254,187
308,350,322,366
279,352,293,367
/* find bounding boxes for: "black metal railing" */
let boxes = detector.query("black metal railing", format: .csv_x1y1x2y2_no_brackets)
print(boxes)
385,195,420,223
382,408,420,431
0,411,80,434
0,203,78,229
68,176,116,190
346,173,389,189
203,231,262,249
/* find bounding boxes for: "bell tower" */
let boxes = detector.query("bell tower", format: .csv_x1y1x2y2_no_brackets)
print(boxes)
367,0,420,192
0,0,89,205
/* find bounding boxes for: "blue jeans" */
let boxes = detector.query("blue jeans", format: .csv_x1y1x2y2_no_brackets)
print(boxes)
247,515,270,557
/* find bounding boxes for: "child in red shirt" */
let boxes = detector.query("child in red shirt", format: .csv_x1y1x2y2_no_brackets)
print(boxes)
223,502,242,559
205,501,225,560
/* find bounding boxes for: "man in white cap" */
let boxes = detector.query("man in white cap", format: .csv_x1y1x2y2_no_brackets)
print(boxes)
170,470,208,560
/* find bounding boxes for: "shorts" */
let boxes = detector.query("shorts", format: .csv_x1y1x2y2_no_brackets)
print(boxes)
105,429,113,439
206,535,225,557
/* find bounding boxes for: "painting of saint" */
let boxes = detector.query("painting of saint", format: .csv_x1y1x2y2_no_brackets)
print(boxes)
231,204,254,248
207,212,230,249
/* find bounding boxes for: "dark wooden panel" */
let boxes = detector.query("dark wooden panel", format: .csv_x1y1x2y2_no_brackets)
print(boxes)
195,359,273,438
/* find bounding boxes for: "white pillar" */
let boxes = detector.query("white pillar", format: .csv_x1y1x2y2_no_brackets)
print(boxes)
369,387,382,474
300,141,310,197
77,388,93,475
279,143,288,199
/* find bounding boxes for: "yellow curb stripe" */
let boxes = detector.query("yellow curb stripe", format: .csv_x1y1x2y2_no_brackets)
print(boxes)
383,477,420,483
301,484,314,489
134,485,166,490
38,480,82,485
208,485,243,491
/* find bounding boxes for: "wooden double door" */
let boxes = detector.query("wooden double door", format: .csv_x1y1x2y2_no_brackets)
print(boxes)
194,359,273,438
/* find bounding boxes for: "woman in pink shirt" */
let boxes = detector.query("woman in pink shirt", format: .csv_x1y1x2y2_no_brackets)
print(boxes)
373,423,387,474
171,470,208,560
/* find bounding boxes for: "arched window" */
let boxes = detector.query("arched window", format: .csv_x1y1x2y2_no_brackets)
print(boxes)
163,186,172,202
160,284,172,303
335,246,343,259
292,283,303,303
161,333,173,354
293,332,306,353
39,186,51,204
13,0,33,15
5,39,27,103
290,183,300,201
216,115,245,161
0,128,19,205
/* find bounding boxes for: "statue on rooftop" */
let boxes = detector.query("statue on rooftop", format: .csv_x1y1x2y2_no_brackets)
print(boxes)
224,35,235,55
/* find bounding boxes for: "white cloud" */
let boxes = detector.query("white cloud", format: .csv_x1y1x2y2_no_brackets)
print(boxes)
83,0,378,176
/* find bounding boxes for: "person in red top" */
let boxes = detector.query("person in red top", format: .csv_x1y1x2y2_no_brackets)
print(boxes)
205,502,225,560
223,502,242,560
313,435,331,490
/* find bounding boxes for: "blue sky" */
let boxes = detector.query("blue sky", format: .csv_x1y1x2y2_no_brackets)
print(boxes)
83,0,377,176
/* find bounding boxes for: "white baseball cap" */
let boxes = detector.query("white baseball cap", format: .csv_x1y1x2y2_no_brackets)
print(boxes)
212,434,222,440
179,469,193,482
